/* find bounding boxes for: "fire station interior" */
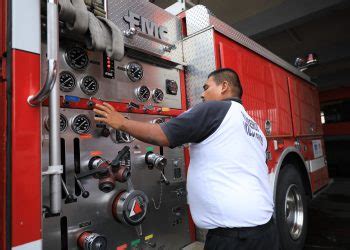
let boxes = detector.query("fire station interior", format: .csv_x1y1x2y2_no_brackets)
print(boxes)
1,0,350,250
155,0,350,249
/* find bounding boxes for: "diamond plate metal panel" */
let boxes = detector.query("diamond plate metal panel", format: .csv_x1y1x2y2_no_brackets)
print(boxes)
186,5,313,84
107,0,184,64
183,29,216,108
185,5,210,36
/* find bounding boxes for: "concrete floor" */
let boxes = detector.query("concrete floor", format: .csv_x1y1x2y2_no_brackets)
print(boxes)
304,178,350,250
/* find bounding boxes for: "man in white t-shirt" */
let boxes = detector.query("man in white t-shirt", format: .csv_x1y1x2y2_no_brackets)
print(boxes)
93,68,279,250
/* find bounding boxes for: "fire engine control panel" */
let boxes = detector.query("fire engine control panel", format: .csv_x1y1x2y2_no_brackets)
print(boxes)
41,44,189,249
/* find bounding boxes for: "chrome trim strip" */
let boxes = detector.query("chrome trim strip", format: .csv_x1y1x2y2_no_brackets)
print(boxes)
306,156,326,173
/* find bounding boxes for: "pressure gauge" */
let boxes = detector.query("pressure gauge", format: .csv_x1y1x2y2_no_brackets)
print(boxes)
60,114,69,132
151,118,164,124
71,114,91,135
80,76,99,96
135,85,150,102
64,47,89,70
126,62,143,82
59,71,76,92
44,114,68,133
152,88,164,103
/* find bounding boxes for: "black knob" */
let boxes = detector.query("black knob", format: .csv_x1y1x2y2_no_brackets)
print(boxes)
75,175,90,198
82,191,90,198
87,100,94,108
100,127,110,137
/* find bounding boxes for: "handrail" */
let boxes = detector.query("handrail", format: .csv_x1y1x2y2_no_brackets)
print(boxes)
27,59,57,106
123,27,177,52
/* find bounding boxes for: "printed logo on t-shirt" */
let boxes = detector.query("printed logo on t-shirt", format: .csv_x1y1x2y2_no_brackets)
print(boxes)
241,112,263,145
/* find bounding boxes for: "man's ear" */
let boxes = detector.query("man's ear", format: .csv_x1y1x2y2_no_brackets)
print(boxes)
221,81,230,94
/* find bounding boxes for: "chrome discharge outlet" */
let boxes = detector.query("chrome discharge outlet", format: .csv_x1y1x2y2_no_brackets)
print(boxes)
78,232,107,250
145,152,167,170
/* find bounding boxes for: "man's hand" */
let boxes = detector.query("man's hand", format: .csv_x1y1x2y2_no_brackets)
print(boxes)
93,102,170,147
93,102,126,130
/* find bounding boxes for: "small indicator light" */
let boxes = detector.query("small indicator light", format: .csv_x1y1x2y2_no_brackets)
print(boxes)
131,239,141,247
116,244,128,250
145,234,154,241
146,146,154,152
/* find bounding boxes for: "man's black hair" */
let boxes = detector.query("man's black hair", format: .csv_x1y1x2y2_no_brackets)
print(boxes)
208,68,243,98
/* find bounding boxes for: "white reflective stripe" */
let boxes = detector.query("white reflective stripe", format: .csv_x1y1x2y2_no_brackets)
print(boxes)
12,240,42,250
12,0,40,53
307,156,326,173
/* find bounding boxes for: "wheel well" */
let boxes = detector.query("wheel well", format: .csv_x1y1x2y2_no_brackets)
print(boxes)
280,152,312,199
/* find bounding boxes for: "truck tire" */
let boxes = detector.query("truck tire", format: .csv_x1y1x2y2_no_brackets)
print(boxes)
276,164,308,250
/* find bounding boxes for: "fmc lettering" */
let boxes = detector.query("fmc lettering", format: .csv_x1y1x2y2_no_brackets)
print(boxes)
241,112,263,145
124,11,168,41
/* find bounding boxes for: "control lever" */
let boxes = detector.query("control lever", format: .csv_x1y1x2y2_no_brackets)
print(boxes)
110,146,130,168
75,175,90,198
61,178,76,203
127,101,140,111
76,167,109,180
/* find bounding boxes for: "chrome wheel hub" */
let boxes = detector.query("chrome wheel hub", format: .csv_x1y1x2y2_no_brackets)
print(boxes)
285,184,304,240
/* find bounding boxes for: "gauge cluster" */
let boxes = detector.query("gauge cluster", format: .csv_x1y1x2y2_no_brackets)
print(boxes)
52,44,182,109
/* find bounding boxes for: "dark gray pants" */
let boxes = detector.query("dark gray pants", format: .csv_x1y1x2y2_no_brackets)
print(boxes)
204,218,279,250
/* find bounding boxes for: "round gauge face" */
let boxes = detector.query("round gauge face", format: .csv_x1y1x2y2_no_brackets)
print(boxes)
59,71,76,92
152,88,164,103
65,47,89,70
71,114,91,135
60,114,68,132
151,118,164,124
44,114,68,132
126,62,143,82
80,76,99,96
135,85,150,102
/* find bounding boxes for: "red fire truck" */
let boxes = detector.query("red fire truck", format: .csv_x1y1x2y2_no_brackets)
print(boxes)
0,1,329,250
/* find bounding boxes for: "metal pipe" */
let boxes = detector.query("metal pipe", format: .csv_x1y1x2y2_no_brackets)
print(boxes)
27,59,57,106
27,0,59,106
47,0,62,214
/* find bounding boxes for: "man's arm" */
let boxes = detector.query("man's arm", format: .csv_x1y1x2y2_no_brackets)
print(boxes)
93,103,170,146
